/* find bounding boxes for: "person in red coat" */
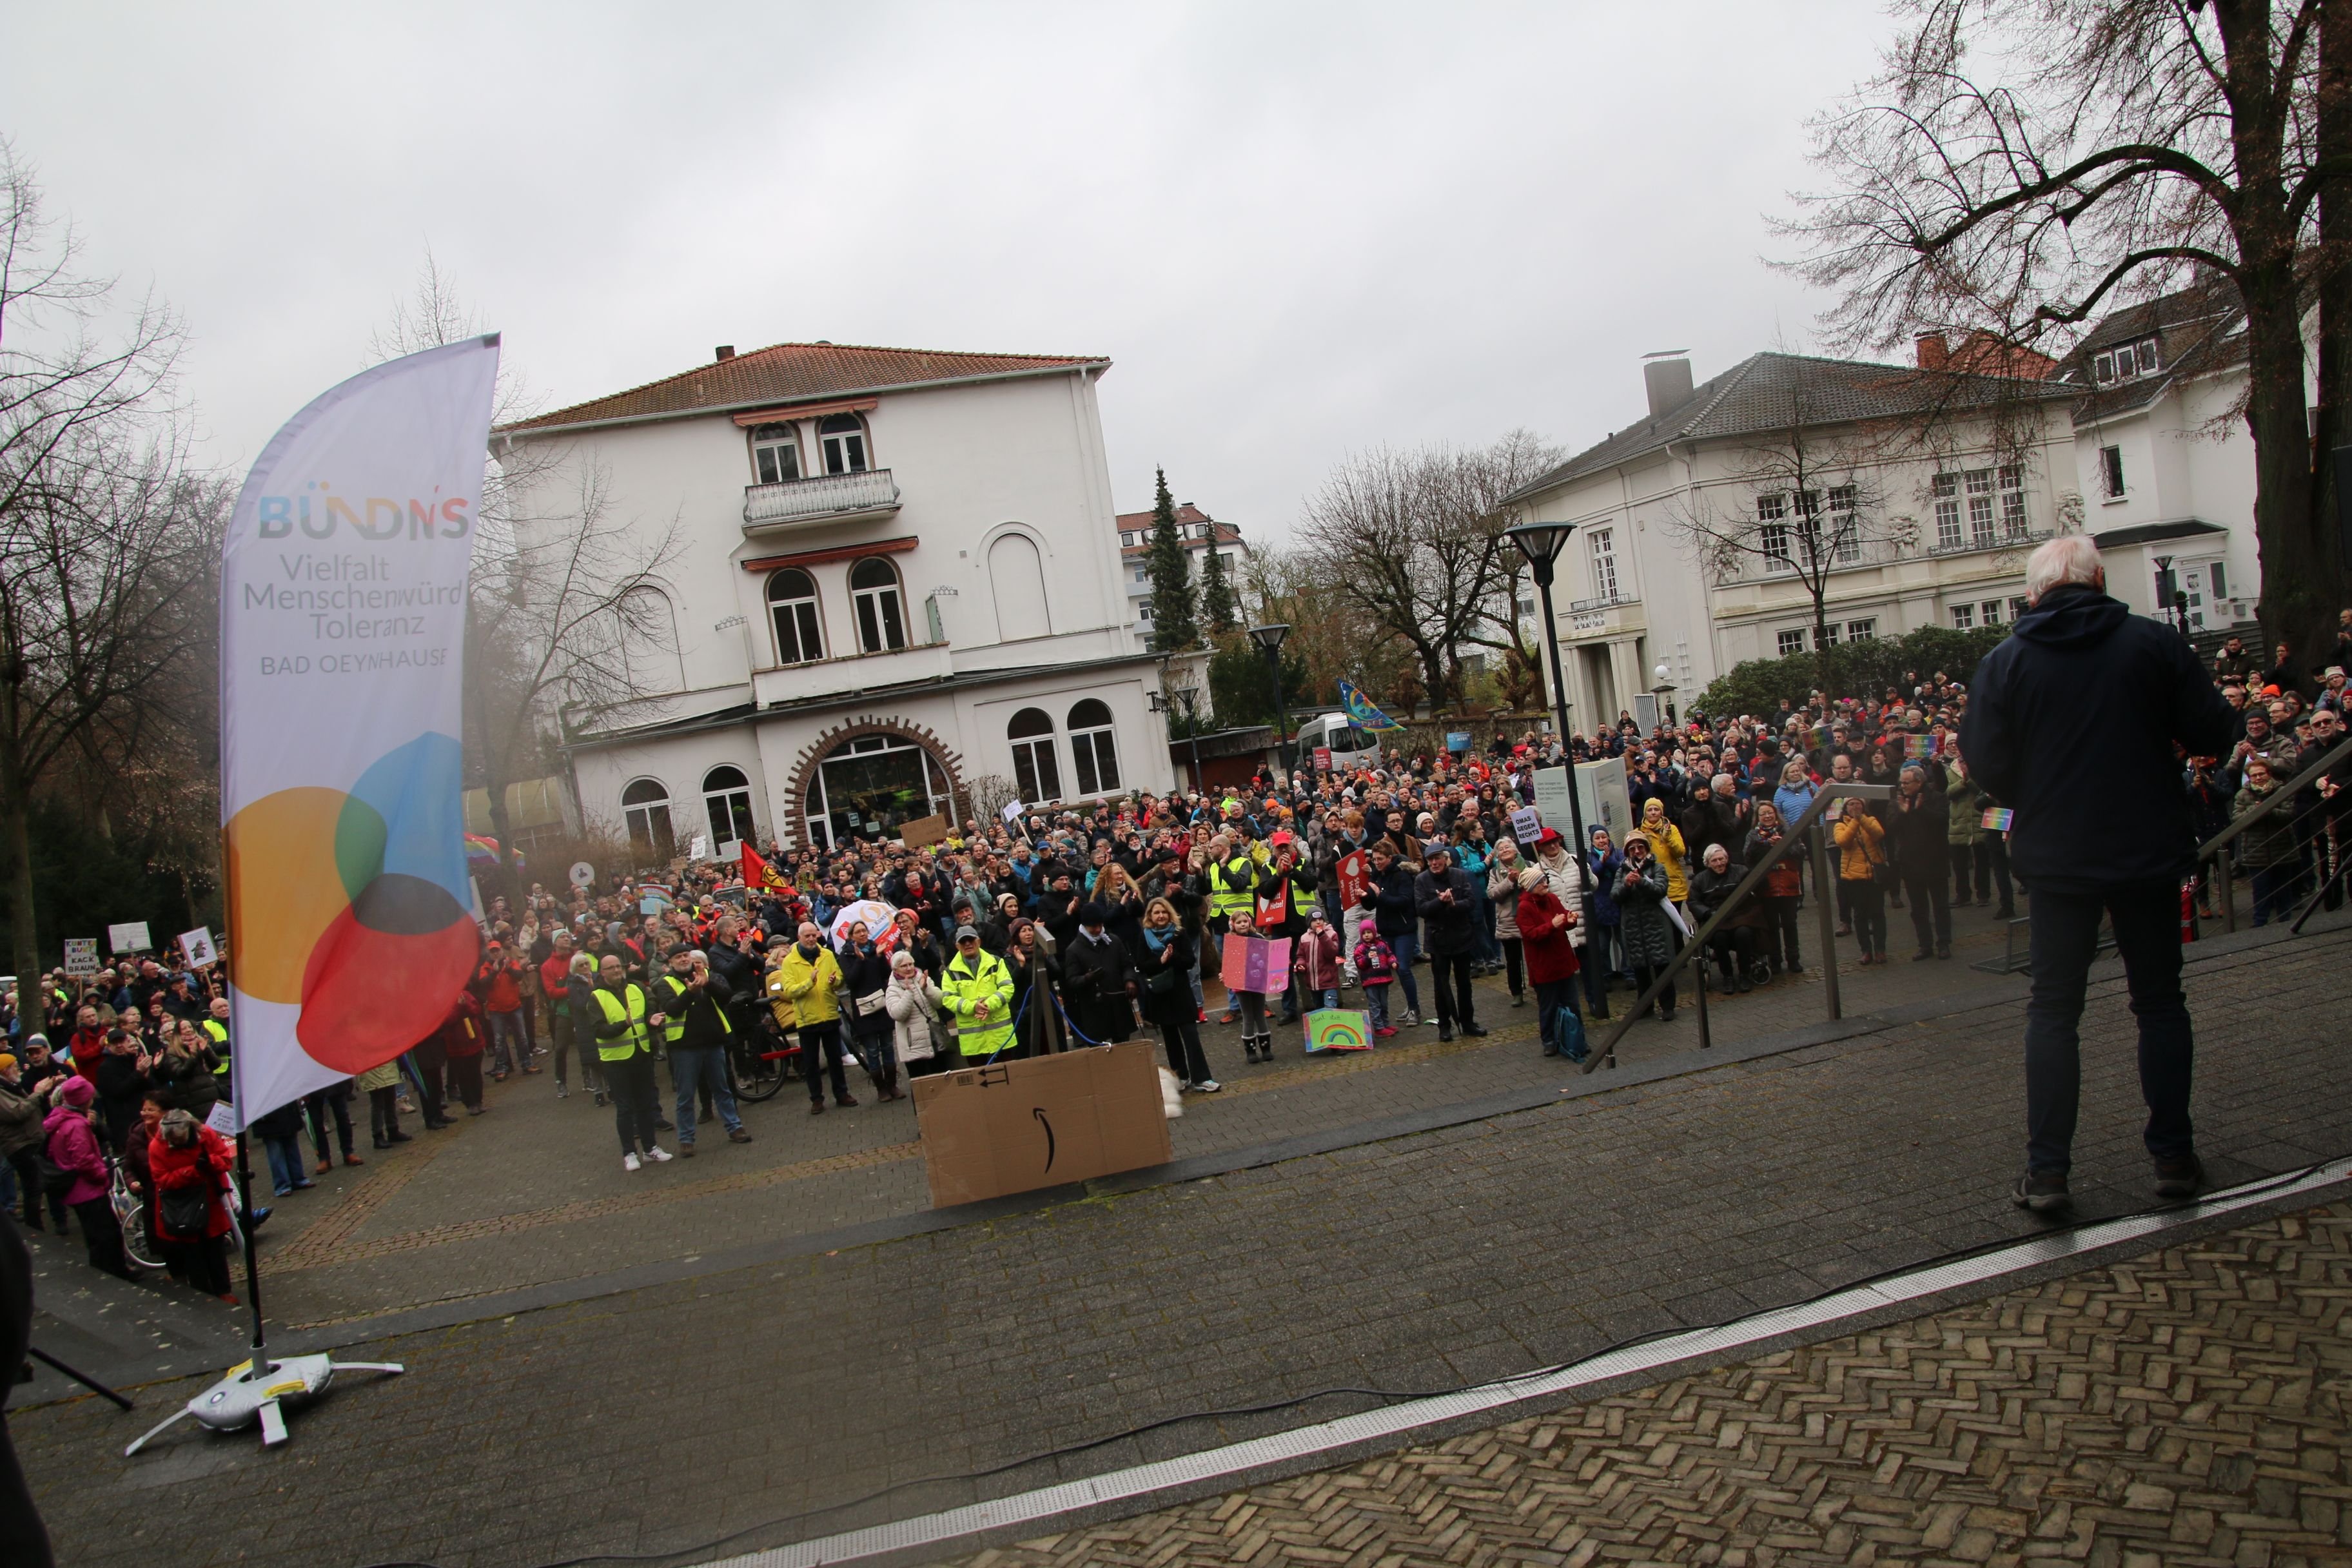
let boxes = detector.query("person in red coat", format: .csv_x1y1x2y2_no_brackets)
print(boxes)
148,1108,237,1301
440,991,489,1116
1514,865,1585,1060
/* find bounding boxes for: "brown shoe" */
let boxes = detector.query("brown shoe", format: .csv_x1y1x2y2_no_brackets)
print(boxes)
313,1160,332,1176
808,1101,825,1116
727,1128,753,1144
342,1153,365,1168
678,1142,696,1158
836,1094,859,1108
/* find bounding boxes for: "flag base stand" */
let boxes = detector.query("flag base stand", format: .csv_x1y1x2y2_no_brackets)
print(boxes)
123,1353,403,1456
124,1132,402,1457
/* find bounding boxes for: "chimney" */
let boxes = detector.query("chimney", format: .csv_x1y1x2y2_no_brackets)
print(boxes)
714,345,736,362
1641,351,1694,418
1914,332,1948,371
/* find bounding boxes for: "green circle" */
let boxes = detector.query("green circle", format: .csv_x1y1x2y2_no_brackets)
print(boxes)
332,792,390,902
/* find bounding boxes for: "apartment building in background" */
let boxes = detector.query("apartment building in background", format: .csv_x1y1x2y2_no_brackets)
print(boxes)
1111,501,1250,638
495,340,1171,858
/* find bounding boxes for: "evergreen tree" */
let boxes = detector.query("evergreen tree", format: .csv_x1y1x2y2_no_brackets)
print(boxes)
1144,467,1197,651
1196,522,1238,634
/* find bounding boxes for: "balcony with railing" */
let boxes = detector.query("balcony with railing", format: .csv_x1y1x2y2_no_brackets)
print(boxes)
741,468,901,534
1560,592,1645,638
1926,524,2052,560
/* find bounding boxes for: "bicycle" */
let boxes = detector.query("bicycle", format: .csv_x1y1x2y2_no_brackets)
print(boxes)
728,1008,799,1103
107,1157,162,1272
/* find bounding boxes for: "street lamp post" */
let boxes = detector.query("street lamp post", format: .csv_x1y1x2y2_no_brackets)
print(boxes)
1174,687,1204,792
1504,522,1608,1023
1249,622,1291,781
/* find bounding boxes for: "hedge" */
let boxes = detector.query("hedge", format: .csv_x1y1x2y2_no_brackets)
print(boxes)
1692,624,2010,721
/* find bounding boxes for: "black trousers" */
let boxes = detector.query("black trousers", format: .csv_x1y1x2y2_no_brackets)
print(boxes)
2024,880,2192,1175
305,1086,355,1161
1499,936,1524,998
411,1037,448,1124
1759,894,1801,971
605,1054,660,1155
1901,867,1951,951
799,1021,851,1104
1159,1016,1210,1084
1428,951,1476,1028
69,1197,130,1280
0,1215,57,1568
368,1086,401,1142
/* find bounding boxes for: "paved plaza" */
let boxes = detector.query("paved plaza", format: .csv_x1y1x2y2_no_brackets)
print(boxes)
8,910,2349,1568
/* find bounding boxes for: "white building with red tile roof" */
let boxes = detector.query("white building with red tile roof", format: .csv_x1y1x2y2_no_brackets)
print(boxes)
1108,502,1250,637
496,340,1172,856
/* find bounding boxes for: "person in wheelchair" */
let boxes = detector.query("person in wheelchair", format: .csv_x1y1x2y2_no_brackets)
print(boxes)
1686,843,1763,994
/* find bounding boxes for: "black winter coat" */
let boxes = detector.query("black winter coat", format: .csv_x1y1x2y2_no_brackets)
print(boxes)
1884,782,1948,872
1413,867,1478,955
1059,930,1134,1006
1960,585,2234,888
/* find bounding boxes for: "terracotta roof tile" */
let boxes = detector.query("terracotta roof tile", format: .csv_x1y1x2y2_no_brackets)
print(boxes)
500,341,1108,433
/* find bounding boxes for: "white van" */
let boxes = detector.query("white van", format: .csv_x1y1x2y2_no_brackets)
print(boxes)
1291,712,1384,773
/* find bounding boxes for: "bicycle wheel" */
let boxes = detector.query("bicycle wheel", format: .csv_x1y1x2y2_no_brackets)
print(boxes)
117,1198,162,1271
730,1031,794,1102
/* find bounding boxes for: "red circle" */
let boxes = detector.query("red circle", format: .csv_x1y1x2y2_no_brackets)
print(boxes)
297,906,481,1072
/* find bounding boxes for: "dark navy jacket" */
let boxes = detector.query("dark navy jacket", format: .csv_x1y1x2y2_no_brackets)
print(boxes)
1959,585,2233,889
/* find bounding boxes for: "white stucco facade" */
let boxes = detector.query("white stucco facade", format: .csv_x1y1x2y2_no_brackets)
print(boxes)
1508,352,2077,721
496,344,1173,859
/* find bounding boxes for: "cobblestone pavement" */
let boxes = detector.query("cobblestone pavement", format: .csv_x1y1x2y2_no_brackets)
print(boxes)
10,921,2346,1568
961,1200,2352,1568
82,895,2037,1330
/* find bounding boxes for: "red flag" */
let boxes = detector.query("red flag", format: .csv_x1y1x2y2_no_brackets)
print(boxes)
741,842,790,892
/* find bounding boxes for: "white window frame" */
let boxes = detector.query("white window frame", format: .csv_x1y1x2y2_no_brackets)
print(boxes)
1952,603,1975,629
848,556,908,654
701,765,756,853
1933,472,1961,549
1997,465,2028,536
819,413,870,475
750,423,802,485
1589,526,1619,600
1776,628,1805,656
1008,708,1063,803
1846,618,1876,642
621,778,676,861
767,569,825,666
1965,468,1996,545
2101,446,2126,500
1067,700,1121,796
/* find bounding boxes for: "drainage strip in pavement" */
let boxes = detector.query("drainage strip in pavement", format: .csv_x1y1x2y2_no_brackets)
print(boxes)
691,1154,2352,1568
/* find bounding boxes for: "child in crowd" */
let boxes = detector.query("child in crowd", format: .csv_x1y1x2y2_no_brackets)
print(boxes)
1354,928,1398,1037
1293,912,1343,1015
1226,909,1274,1064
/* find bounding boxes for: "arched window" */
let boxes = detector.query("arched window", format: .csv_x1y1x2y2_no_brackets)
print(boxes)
1007,707,1062,804
749,423,801,486
620,778,676,861
613,584,683,694
818,413,868,475
767,569,823,666
848,556,908,654
1066,698,1119,796
801,731,953,849
701,765,756,853
987,532,1051,641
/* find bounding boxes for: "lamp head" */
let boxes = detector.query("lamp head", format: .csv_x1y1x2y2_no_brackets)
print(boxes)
1248,622,1290,655
1504,520,1574,586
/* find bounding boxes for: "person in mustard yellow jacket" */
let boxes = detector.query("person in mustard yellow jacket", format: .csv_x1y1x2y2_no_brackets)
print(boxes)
1832,799,1890,965
1637,798,1689,908
774,923,854,1115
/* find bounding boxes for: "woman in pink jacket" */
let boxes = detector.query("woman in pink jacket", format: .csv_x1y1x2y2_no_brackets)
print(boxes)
43,1075,131,1279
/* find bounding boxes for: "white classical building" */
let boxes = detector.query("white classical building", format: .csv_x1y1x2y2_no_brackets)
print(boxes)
496,340,1173,859
1504,348,2078,721
2053,279,2269,632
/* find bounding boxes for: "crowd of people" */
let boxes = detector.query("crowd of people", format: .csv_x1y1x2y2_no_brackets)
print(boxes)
1,606,2344,1293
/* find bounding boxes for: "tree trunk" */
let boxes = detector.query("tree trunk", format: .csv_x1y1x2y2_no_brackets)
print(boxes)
2244,270,2332,675
2309,0,2352,664
0,704,39,985
1811,585,1834,698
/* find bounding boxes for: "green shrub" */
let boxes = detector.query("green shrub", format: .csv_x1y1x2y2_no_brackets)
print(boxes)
1694,625,2008,720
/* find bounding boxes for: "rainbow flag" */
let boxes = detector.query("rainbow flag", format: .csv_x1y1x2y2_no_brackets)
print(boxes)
1337,678,1406,734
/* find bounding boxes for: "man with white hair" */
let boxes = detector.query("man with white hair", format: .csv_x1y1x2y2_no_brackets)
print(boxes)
1961,534,2233,1212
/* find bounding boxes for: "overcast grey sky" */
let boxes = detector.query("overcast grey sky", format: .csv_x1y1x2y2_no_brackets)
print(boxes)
3,1,1890,540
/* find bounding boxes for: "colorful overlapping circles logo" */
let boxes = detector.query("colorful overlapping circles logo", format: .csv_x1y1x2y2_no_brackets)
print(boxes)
226,732,480,1071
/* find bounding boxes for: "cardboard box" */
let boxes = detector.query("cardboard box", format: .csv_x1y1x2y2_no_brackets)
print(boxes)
911,1042,1171,1208
898,812,951,848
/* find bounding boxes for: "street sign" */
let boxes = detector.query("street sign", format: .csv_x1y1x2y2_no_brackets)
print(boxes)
108,921,152,956
569,861,595,888
63,938,99,977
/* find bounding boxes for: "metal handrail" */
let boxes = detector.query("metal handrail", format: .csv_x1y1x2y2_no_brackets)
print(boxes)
2195,730,2352,936
1586,781,1892,1072
2193,732,2352,860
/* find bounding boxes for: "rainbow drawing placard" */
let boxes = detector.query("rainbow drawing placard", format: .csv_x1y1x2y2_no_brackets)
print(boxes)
1304,1008,1373,1054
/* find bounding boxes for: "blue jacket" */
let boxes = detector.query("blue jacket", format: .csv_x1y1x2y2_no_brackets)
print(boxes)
1584,848,1623,926
1959,585,2232,888
1773,781,1819,828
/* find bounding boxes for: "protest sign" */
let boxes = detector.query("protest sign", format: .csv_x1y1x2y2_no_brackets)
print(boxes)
569,861,596,888
1304,1009,1373,1054
1509,805,1543,843
1220,934,1291,994
108,921,153,956
63,939,99,977
1981,807,2015,832
899,813,950,848
179,927,220,969
1336,849,1369,907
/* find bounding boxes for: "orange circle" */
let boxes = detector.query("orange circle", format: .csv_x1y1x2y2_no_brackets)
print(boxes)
225,787,354,1003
